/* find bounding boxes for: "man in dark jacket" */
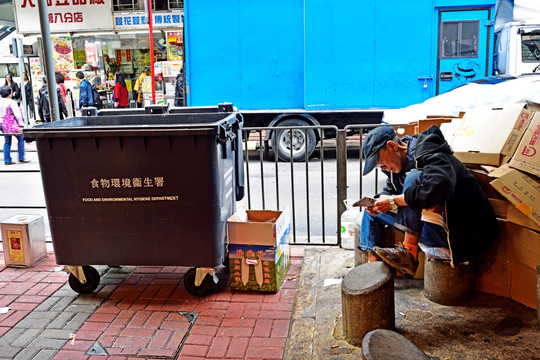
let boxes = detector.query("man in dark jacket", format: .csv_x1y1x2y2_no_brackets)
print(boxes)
38,77,68,123
360,125,499,277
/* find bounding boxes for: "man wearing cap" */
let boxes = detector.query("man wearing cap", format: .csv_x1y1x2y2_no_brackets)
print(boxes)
359,125,499,277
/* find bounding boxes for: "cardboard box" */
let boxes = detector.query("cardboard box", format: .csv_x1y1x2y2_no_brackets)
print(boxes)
227,207,291,292
489,198,540,232
450,103,533,166
489,167,540,228
476,220,540,309
509,112,540,177
394,116,456,137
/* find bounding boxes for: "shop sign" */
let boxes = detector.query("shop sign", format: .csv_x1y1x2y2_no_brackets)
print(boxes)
13,0,114,34
85,42,97,64
114,11,183,30
167,31,183,61
52,36,75,74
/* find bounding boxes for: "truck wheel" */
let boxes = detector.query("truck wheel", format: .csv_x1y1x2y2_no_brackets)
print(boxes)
68,266,100,294
184,267,216,297
272,119,316,162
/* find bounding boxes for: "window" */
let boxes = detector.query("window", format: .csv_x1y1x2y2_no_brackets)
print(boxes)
521,33,540,62
441,21,479,58
113,0,183,12
0,63,20,78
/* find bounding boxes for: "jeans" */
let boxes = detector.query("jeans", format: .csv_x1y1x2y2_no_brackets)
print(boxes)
359,169,448,250
3,134,25,163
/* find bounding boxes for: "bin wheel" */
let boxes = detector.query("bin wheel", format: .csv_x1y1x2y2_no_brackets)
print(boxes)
184,268,215,297
68,266,100,294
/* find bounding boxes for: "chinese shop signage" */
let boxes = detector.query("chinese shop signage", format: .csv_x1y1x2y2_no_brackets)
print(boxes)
113,11,183,30
13,0,114,34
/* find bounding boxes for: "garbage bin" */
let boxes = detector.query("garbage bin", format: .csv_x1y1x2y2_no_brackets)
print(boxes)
24,104,244,296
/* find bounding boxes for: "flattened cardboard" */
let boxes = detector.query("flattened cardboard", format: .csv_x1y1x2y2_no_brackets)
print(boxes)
489,167,540,228
509,112,540,177
476,220,540,309
489,198,540,232
450,104,533,166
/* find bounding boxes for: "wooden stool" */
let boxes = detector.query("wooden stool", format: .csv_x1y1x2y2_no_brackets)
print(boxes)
424,260,475,305
341,262,395,346
362,329,430,360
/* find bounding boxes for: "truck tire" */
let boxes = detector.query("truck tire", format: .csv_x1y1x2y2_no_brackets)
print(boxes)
272,119,317,162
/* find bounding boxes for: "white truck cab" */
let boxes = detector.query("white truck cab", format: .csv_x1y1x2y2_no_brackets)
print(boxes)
493,0,540,76
494,22,540,75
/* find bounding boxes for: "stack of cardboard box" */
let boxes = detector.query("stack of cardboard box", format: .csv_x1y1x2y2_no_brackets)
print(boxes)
441,103,540,309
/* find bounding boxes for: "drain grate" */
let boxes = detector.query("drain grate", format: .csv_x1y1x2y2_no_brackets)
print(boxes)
86,341,108,356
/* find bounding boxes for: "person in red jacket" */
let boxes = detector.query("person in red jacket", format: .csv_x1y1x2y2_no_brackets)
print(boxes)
112,72,129,108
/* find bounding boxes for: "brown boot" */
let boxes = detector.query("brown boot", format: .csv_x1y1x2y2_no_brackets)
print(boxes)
371,244,419,278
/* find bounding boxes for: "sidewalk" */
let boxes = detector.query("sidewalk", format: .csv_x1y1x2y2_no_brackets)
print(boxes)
2,245,539,360
0,245,303,360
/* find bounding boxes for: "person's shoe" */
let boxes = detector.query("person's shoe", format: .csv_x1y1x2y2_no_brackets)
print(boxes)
371,244,418,278
19,160,30,163
367,252,380,263
4,162,15,165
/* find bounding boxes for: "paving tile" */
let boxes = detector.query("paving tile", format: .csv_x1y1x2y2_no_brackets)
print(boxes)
119,327,156,338
245,346,284,359
207,336,231,359
137,348,177,357
165,329,188,349
32,349,57,360
0,345,23,358
27,336,67,350
179,344,209,358
226,337,249,359
147,329,172,348
11,328,43,347
51,349,90,360
1,311,31,327
144,311,167,328
183,333,213,346
0,327,26,345
252,319,273,337
270,319,290,337
215,326,253,337
12,347,40,360
113,335,150,348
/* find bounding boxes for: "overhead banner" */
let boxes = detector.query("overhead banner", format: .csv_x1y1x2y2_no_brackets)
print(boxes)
114,11,183,30
13,0,114,34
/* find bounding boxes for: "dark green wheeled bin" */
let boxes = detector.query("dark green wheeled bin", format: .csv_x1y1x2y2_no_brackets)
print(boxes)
24,104,244,296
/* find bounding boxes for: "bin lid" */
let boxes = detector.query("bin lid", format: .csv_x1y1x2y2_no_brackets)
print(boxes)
24,111,240,140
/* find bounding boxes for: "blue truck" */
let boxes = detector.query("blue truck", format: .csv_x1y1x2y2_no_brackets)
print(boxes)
184,0,497,160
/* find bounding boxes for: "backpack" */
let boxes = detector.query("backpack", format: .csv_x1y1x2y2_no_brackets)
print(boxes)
2,105,22,134
91,85,103,109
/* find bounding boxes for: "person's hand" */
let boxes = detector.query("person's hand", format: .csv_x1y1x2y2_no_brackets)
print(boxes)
114,102,119,108
373,195,392,214
366,206,378,216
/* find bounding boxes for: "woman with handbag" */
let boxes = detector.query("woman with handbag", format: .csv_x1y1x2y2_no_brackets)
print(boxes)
1,86,29,165
113,72,129,108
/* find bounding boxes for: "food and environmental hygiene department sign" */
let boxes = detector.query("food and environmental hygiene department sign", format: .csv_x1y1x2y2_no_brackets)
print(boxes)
13,0,183,34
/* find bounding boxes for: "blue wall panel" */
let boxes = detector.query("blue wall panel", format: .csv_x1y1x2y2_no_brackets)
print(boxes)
373,1,435,107
186,0,495,110
304,0,376,109
186,0,304,109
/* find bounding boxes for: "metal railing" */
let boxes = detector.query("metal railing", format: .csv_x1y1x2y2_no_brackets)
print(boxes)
242,124,386,246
